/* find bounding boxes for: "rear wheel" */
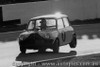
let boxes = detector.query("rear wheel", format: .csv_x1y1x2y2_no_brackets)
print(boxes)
52,39,59,53
69,34,77,48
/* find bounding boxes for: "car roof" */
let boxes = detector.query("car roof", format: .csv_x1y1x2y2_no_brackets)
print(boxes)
30,13,68,20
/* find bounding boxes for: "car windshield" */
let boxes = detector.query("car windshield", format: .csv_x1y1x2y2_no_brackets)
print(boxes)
27,18,56,30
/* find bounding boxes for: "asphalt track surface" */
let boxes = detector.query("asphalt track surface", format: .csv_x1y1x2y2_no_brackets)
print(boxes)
0,24,100,67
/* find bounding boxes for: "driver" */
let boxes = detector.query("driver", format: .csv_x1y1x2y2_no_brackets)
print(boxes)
40,19,47,30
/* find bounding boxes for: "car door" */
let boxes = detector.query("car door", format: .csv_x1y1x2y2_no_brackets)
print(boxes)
62,17,74,45
57,18,65,46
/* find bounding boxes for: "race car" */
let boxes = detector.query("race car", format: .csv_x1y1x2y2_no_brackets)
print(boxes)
18,13,77,53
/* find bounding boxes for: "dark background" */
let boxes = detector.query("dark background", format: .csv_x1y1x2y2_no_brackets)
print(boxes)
0,0,47,4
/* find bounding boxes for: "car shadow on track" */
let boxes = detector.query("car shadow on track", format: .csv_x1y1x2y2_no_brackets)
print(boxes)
15,51,77,62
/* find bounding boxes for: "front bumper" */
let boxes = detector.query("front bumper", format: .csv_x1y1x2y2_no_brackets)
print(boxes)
19,34,53,49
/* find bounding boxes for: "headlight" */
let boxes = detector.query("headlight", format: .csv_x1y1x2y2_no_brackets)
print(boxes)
19,35,25,40
19,35,29,40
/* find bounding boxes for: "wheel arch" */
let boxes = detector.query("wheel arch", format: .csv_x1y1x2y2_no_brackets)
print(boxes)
69,32,76,43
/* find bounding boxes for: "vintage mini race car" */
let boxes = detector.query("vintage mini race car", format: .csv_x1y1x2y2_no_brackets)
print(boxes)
18,13,77,53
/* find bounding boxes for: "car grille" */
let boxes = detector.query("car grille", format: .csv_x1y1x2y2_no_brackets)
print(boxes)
28,33,43,40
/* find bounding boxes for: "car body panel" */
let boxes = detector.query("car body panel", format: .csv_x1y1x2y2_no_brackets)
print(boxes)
63,26,74,45
38,29,59,40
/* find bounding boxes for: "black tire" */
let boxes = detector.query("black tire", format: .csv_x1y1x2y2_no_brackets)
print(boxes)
20,46,26,53
38,48,46,53
69,34,77,48
53,39,59,53
19,41,26,53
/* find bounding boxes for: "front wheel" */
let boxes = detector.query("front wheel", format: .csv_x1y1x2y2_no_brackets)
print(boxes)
20,46,26,53
19,41,26,53
52,39,59,53
69,34,77,48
